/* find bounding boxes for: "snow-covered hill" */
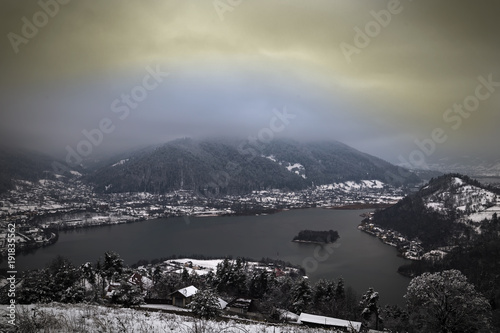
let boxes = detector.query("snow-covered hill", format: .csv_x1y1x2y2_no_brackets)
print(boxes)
4,303,343,333
421,176,499,223
372,174,500,249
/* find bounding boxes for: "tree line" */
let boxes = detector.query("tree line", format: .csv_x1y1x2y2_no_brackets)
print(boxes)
3,252,493,332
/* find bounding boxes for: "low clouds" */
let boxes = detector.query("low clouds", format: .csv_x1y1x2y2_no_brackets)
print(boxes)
1,0,499,164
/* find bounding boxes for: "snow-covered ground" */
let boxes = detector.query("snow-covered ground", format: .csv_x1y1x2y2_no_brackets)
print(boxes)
263,155,307,179
1,303,342,333
318,180,385,191
165,258,224,275
468,205,500,223
162,258,300,278
423,177,499,222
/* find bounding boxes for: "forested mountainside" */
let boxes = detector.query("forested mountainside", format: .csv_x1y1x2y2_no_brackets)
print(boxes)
372,174,500,249
396,202,500,329
0,147,69,194
87,138,419,194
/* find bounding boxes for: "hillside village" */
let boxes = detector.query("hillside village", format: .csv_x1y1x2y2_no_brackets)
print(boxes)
1,252,378,332
0,176,407,257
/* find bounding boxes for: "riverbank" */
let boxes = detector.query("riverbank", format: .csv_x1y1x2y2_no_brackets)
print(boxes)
325,203,395,210
357,217,424,261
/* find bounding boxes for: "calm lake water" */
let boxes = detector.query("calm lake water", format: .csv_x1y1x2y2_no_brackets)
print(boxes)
15,208,411,305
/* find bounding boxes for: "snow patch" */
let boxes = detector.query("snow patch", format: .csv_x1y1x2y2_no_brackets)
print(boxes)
423,178,497,218
112,159,129,167
319,180,385,191
263,155,307,179
468,205,500,222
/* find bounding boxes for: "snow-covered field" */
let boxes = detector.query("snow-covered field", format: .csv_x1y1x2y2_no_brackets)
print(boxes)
423,177,499,222
468,205,500,223
162,258,298,278
318,180,385,191
1,303,344,333
164,258,224,276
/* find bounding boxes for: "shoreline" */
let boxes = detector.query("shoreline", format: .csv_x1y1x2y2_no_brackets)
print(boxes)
291,239,338,245
325,203,395,210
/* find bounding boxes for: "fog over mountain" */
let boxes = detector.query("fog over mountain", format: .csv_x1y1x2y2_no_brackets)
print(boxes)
85,138,419,194
1,1,499,167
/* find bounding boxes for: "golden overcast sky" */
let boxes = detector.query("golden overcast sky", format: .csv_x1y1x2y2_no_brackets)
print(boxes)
1,0,499,165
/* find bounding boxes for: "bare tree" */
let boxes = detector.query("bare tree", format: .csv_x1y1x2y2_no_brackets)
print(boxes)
405,269,491,333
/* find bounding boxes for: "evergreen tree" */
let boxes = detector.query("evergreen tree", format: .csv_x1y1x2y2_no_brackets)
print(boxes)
214,258,231,291
95,260,106,297
213,258,247,295
81,262,98,301
203,270,215,288
189,289,221,319
48,256,81,301
335,277,345,300
60,284,85,303
152,266,162,285
360,288,381,331
102,251,124,284
150,273,182,300
18,269,52,303
312,279,335,315
248,271,270,299
230,257,248,295
181,267,190,284
290,278,312,314
81,262,96,285
189,269,202,288
112,280,144,307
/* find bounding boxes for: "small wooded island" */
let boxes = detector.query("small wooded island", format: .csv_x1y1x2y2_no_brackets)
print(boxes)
292,230,340,244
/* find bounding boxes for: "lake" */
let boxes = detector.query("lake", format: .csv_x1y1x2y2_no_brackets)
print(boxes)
15,208,411,305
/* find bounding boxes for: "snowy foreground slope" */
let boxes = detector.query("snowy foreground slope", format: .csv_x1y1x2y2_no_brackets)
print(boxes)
2,303,349,333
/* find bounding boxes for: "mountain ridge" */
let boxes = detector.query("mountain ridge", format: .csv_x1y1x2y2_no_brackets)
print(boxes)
85,137,419,194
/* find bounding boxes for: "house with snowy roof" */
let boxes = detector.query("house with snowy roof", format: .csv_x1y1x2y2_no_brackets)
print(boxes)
170,285,228,310
171,285,198,308
298,312,362,332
